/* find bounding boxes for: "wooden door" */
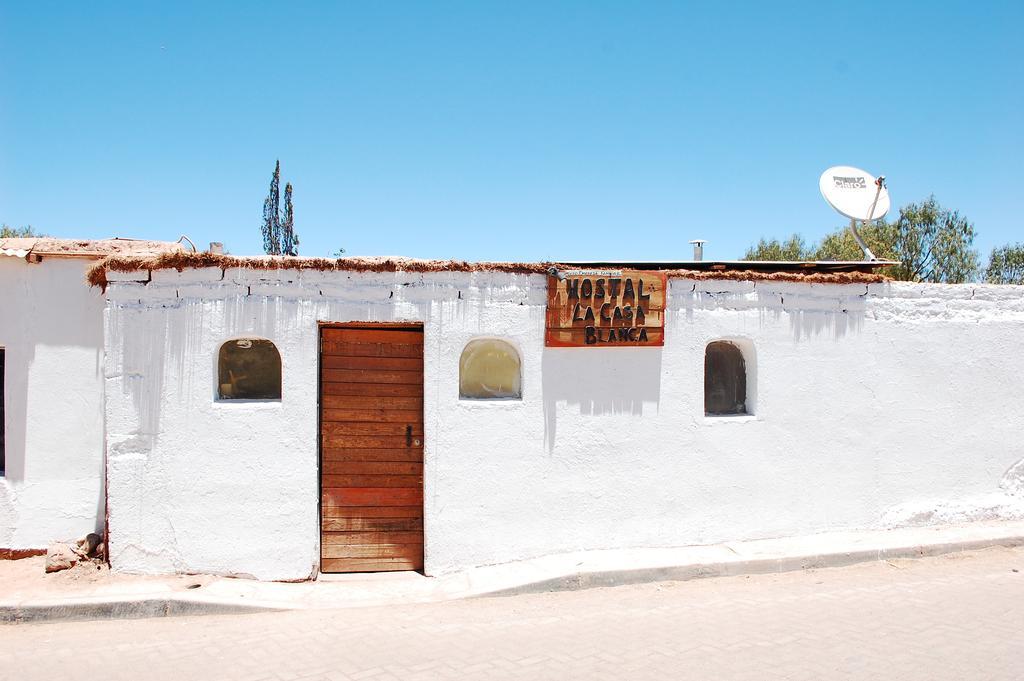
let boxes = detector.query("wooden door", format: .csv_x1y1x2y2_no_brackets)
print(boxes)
320,326,424,573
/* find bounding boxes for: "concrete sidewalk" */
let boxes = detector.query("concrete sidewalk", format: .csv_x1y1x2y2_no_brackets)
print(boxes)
4,519,1024,623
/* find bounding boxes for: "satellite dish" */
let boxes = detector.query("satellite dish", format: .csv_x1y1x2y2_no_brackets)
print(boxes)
819,165,890,260
819,166,890,221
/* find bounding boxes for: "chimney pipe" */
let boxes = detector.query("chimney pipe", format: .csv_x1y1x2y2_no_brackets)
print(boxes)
689,239,706,261
209,242,224,255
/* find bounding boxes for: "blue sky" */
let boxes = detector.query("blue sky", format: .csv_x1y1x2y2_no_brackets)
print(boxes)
2,2,1021,261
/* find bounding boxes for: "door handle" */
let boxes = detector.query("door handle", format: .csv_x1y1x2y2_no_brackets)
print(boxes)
406,425,412,447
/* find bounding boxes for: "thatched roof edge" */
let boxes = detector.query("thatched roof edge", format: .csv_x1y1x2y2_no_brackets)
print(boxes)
87,252,889,288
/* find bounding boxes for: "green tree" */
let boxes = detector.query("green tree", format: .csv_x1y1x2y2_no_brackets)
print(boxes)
281,182,298,257
742,234,814,260
886,196,978,283
813,221,897,261
741,197,979,283
261,162,281,255
985,243,1024,285
0,224,41,238
261,161,300,256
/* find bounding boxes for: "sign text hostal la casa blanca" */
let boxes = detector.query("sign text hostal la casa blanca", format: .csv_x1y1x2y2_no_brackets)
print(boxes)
545,269,667,347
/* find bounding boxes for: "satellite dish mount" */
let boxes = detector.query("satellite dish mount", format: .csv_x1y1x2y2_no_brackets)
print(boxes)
819,166,891,261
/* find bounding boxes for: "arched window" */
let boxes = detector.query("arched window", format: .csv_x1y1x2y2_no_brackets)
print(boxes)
459,339,521,400
218,338,282,400
705,341,747,416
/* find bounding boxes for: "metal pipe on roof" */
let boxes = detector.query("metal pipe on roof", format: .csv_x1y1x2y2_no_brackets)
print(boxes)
690,239,706,261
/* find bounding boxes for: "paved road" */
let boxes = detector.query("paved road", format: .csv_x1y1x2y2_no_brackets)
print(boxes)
3,547,1023,681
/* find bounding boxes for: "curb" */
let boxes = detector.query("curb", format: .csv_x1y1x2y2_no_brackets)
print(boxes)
480,534,1024,597
4,530,1023,623
0,598,284,624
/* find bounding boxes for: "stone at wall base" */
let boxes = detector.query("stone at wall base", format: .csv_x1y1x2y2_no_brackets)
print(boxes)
77,533,103,559
45,543,80,573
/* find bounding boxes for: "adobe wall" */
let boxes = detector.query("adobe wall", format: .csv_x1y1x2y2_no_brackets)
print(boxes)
102,267,1024,580
0,258,106,550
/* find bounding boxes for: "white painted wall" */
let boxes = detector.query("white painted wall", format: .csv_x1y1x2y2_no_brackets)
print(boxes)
0,257,106,549
102,268,1024,580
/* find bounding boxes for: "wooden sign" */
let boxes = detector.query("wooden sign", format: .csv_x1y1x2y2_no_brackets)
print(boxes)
545,269,667,347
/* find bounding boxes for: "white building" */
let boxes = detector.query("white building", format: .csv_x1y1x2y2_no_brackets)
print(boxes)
88,255,1024,581
0,238,181,557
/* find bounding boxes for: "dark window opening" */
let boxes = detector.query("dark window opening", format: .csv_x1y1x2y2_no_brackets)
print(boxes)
217,339,282,400
705,341,747,416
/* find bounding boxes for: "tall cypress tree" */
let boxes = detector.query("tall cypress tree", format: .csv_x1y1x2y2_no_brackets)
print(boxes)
261,161,299,256
261,161,282,255
281,182,298,256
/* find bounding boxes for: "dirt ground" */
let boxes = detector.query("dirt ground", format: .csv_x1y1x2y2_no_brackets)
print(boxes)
0,555,214,601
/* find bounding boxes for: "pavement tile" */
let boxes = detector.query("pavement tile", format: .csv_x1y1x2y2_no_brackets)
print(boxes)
2,546,1023,681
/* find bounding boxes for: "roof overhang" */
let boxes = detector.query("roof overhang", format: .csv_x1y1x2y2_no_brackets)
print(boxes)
0,237,185,262
556,259,899,274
